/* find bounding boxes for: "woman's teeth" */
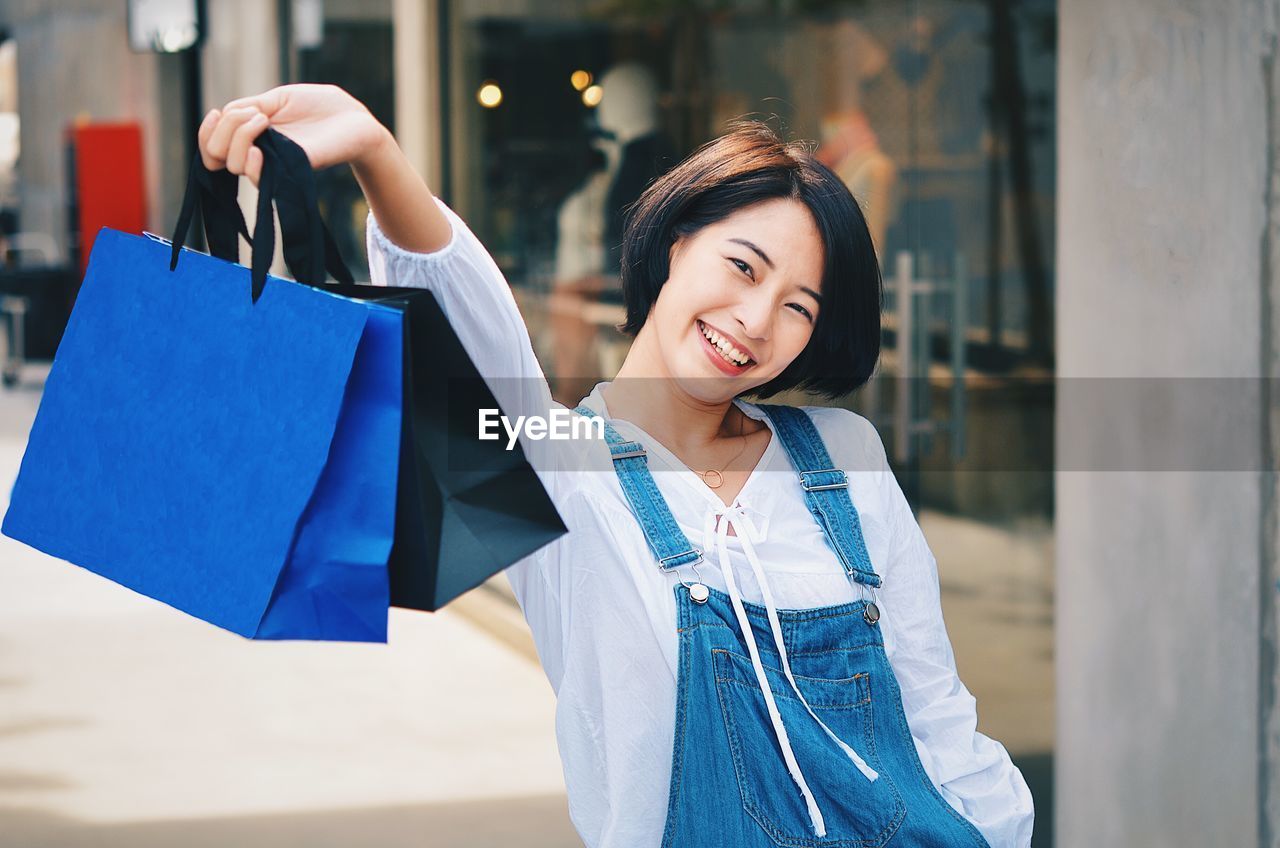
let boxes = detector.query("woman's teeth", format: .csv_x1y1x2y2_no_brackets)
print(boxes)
699,321,752,366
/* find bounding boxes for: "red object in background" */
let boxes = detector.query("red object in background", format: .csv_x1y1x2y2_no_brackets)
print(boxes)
67,122,147,280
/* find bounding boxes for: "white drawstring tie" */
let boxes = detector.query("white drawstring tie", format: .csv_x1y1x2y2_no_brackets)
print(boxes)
702,502,878,839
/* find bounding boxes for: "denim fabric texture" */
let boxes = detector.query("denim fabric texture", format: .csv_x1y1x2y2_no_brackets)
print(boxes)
575,403,992,847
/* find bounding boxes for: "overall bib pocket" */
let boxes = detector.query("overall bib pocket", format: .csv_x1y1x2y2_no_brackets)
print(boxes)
712,648,906,847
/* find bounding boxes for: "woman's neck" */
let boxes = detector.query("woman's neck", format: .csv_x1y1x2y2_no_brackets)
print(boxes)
601,380,737,453
605,334,751,452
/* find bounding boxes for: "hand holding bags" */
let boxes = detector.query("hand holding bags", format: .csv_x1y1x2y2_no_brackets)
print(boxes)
2,128,566,641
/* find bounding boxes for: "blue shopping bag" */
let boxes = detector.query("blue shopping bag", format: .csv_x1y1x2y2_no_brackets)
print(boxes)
1,130,405,642
3,231,404,641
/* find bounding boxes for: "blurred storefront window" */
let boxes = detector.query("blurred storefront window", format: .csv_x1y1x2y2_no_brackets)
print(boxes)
288,3,1057,840
443,2,1057,842
443,0,1054,440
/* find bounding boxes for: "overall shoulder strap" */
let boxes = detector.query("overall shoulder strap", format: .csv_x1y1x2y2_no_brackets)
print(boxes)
756,404,882,588
574,406,702,571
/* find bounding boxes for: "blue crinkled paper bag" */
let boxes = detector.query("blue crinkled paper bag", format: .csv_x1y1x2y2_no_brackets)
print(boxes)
2,228,402,642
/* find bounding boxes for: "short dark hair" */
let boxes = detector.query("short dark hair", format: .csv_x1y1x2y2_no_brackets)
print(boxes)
617,119,881,401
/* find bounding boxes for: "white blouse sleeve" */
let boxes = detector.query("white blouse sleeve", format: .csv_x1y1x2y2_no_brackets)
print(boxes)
364,196,557,446
364,196,573,663
864,417,1036,848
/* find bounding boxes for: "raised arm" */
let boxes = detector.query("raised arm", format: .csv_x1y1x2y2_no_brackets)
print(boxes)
349,120,451,254
198,84,562,475
352,140,564,482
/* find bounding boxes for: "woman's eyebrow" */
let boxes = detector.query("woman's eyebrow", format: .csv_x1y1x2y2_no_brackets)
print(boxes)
728,237,821,303
727,237,775,270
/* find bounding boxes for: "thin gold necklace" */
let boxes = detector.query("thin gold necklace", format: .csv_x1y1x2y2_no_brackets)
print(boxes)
700,411,749,490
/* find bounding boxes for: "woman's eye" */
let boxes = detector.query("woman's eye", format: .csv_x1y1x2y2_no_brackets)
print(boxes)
729,257,754,280
789,303,814,321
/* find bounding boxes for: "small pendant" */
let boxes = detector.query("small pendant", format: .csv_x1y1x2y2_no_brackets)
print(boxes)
688,583,710,604
702,470,724,489
863,602,880,625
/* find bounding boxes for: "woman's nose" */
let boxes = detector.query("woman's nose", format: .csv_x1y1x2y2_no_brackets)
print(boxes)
733,291,773,342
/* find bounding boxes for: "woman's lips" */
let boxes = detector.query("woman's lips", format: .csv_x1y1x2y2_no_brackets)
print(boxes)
696,319,753,376
699,320,756,362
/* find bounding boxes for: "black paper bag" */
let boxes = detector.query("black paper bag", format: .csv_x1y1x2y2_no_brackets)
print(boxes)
332,281,569,610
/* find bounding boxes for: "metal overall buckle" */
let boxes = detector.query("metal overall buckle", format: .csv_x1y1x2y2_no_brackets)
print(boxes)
660,548,709,604
860,581,881,625
678,563,710,604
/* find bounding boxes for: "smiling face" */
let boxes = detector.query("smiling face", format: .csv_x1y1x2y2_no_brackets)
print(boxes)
638,197,826,403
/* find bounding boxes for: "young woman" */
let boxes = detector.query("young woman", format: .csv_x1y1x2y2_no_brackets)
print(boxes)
199,84,1034,848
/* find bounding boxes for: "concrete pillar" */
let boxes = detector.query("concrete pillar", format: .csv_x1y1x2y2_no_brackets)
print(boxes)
392,0,444,198
1057,1,1276,845
201,0,280,119
1264,8,1280,841
201,0,281,272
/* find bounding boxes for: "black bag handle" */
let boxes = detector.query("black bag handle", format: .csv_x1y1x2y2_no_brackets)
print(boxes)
169,127,354,303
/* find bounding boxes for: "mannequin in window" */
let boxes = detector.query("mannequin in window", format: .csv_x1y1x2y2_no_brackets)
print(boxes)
809,17,899,254
816,109,898,254
549,63,674,406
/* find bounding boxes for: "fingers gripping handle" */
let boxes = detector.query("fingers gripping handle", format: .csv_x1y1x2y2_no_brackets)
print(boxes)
169,128,354,302
255,128,354,294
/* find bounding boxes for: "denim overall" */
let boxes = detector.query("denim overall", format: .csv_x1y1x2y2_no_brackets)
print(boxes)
575,403,992,848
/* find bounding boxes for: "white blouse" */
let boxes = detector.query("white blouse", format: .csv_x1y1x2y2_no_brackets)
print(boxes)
365,196,1035,848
